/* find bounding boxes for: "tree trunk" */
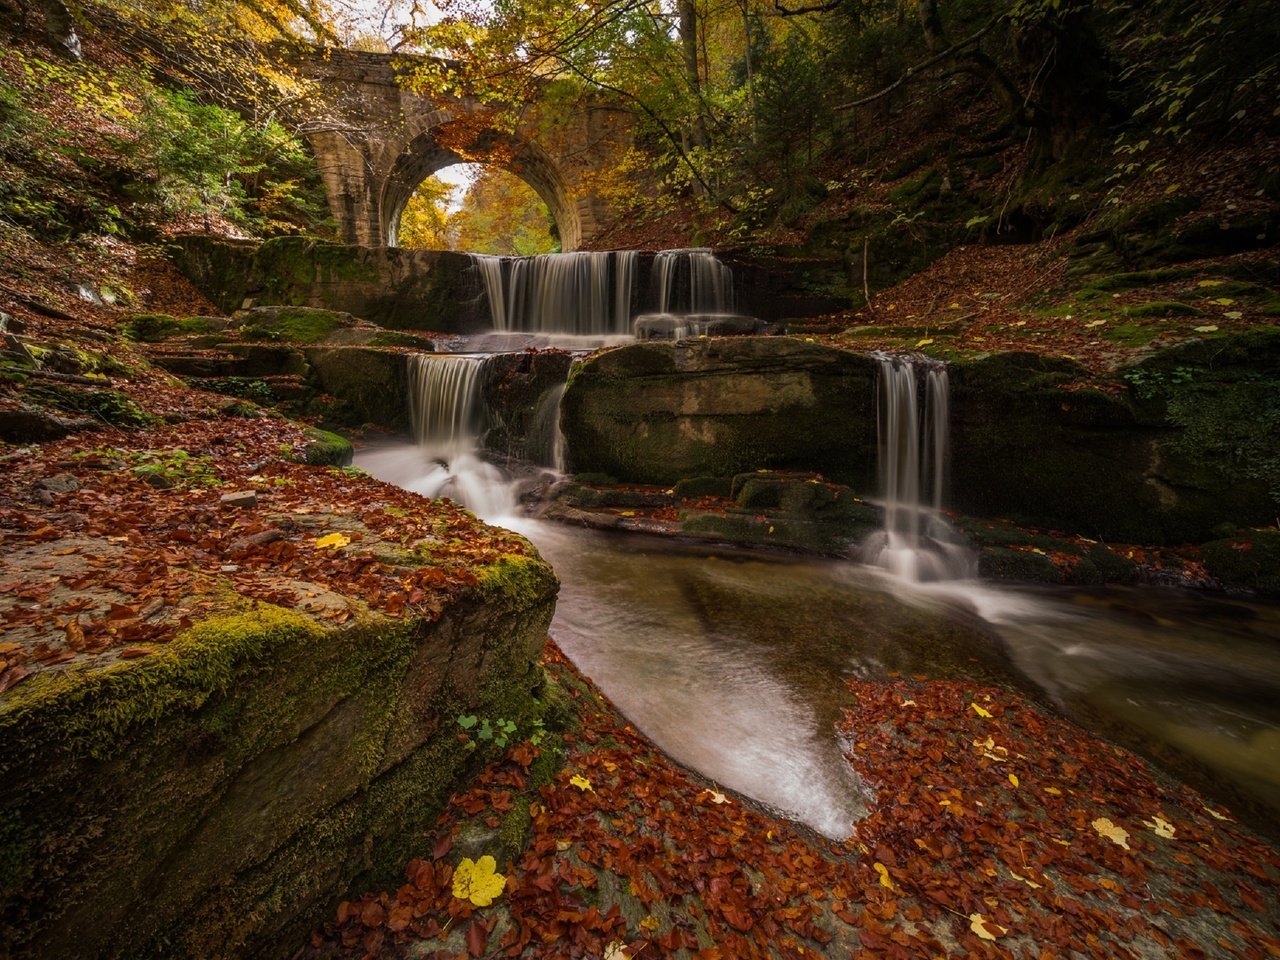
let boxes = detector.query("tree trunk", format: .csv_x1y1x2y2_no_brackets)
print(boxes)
679,0,709,151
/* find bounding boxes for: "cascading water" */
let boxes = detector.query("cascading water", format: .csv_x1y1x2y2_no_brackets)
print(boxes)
373,353,516,519
861,355,976,582
472,251,637,336
652,248,734,314
530,383,568,472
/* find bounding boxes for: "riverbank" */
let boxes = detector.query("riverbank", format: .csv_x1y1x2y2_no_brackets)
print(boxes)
304,641,1280,960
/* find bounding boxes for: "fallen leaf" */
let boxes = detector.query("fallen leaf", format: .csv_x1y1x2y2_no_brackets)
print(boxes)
1008,773,1019,787
703,789,729,804
1144,815,1177,839
604,941,630,960
970,702,992,718
915,338,934,348
315,532,351,550
639,915,661,932
873,862,894,890
1203,806,1232,822
1092,817,1131,849
969,912,1006,940
1085,319,1106,327
1194,325,1220,333
451,855,505,906
1008,869,1042,889
569,774,593,792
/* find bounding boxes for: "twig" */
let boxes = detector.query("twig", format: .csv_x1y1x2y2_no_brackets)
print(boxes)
861,237,874,319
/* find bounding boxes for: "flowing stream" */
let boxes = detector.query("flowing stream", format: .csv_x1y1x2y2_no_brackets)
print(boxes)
355,270,1280,841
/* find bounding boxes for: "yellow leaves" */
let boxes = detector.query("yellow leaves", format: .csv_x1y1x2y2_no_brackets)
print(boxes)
1144,814,1177,839
1084,318,1107,327
915,337,934,348
314,532,350,550
1008,773,1019,788
1194,324,1220,332
1008,868,1042,890
1203,806,1232,822
969,913,1006,940
451,855,505,906
1091,817,1131,849
973,736,1008,761
639,915,661,932
900,698,918,707
1211,297,1236,305
569,774,593,792
702,789,729,804
1197,279,1226,287
970,702,992,718
1043,786,1062,796
873,862,894,890
604,940,630,960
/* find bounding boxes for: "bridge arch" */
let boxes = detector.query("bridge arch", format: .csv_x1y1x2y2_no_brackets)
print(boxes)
381,125,580,250
290,48,628,250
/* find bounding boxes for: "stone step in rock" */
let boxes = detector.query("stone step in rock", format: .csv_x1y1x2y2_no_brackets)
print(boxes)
151,345,308,378
633,313,772,340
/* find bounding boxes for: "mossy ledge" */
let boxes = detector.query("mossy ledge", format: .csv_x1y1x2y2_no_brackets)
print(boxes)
0,554,558,959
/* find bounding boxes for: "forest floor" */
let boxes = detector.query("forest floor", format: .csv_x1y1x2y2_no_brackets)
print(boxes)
303,642,1280,960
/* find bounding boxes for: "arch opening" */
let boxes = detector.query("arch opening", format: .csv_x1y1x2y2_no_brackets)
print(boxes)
382,127,581,251
397,164,561,256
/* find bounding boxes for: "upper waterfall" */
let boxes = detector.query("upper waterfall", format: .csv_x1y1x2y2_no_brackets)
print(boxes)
471,251,637,336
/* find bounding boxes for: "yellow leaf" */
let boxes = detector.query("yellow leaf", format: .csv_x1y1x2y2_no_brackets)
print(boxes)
619,510,637,517
970,702,992,718
569,774,593,792
1203,806,1232,821
1051,837,1070,846
604,941,630,960
969,913,1006,940
901,699,918,706
1044,787,1062,796
949,302,961,309
704,789,729,804
451,855,506,906
315,532,350,550
639,915,661,932
1213,297,1235,305
1085,319,1106,327
1008,773,1019,787
1092,817,1130,849
1144,815,1177,839
1197,279,1226,287
1194,324,1219,332
915,337,934,348
873,862,894,890
1008,869,1041,889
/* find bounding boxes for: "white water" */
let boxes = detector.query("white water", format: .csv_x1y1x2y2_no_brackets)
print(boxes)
472,251,638,336
862,355,976,582
653,248,735,314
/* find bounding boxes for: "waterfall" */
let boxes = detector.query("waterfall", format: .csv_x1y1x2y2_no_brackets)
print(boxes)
530,383,568,472
407,353,490,452
472,251,638,335
861,355,976,582
653,248,734,314
403,353,515,519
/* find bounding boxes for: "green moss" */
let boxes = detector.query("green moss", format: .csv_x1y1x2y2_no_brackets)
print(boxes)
1124,301,1206,318
1202,532,1280,597
299,426,353,466
238,307,350,344
123,314,218,342
23,383,154,429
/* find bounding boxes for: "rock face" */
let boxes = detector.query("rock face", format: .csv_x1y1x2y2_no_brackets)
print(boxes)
172,236,489,332
0,556,558,960
560,332,1280,544
304,346,412,430
560,338,880,487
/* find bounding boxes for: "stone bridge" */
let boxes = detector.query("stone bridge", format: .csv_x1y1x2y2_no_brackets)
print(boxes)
287,49,631,250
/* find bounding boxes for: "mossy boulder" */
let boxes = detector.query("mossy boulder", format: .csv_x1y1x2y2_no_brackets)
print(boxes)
171,236,489,333
234,305,363,344
1202,531,1280,598
299,427,354,466
303,347,410,430
560,338,879,488
0,554,558,960
123,314,222,342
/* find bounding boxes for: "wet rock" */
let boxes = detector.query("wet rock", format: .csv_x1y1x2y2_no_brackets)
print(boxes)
220,490,258,508
37,474,80,495
0,404,96,443
632,313,770,340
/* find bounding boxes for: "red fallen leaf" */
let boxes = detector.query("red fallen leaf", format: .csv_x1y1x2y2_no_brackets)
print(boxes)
0,665,30,694
433,832,453,861
359,899,385,928
387,902,413,932
118,647,152,659
107,602,137,620
466,919,487,957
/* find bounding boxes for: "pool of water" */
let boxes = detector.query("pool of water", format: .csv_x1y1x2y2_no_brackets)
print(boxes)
357,443,1280,840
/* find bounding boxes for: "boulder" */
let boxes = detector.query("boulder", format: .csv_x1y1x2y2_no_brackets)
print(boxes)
0,553,558,960
304,347,411,430
560,338,880,487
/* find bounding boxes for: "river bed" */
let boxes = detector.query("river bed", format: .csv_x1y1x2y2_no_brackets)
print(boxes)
357,443,1280,841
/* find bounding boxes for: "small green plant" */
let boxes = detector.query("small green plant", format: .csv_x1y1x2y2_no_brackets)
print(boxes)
127,449,220,488
456,714,544,749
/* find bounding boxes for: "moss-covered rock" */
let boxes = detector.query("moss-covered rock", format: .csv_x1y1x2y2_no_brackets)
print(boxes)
560,338,879,489
299,426,353,466
234,305,362,344
0,553,558,960
123,313,222,342
1202,531,1280,598
303,346,410,430
170,236,489,333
